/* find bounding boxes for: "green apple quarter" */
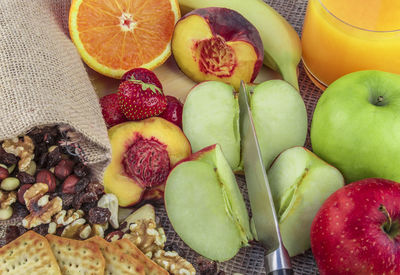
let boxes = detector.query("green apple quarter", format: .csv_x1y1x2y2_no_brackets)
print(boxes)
165,144,252,261
311,70,400,183
268,146,344,256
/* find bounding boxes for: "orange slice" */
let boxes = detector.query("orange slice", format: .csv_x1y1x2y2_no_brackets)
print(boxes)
69,0,180,78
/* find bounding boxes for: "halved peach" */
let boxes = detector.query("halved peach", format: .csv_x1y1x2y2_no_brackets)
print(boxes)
172,7,264,90
104,117,191,207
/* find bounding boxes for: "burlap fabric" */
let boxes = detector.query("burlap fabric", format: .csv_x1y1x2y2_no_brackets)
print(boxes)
0,0,111,244
0,0,322,274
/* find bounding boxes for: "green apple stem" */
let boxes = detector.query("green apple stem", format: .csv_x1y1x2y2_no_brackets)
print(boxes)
379,204,400,239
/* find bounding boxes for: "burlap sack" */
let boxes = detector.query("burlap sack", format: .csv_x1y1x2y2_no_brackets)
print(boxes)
0,0,322,274
0,0,111,176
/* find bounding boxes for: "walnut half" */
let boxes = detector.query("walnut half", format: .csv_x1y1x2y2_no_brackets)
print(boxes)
22,183,62,229
122,219,166,257
153,250,196,275
2,136,34,172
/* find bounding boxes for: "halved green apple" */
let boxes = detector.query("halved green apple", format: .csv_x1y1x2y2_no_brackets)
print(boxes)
250,80,307,169
267,147,344,256
165,144,252,261
182,81,241,171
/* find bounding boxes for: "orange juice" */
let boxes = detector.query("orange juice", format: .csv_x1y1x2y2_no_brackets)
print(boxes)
301,0,400,88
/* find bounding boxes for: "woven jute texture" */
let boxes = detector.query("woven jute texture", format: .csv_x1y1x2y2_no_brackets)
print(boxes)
0,0,111,244
0,0,322,274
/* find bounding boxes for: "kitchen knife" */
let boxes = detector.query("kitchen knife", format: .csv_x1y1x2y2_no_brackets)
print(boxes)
238,80,293,275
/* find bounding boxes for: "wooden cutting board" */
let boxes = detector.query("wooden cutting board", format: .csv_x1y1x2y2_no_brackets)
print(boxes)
88,56,281,100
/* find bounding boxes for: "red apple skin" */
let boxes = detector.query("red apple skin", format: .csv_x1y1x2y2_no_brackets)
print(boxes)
311,178,400,275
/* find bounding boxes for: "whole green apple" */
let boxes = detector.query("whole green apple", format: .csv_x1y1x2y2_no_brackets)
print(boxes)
311,70,400,183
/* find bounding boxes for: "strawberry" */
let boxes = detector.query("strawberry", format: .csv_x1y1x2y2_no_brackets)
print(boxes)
118,77,167,121
99,93,128,128
159,95,183,128
121,68,163,90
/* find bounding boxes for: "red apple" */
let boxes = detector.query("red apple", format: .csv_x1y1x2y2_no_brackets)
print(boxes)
311,178,400,275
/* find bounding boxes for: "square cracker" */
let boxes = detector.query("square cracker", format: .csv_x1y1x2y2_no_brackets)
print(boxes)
46,234,105,275
113,239,168,275
0,230,61,275
88,236,145,275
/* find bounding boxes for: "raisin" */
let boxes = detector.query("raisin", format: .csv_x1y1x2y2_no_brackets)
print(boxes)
85,182,104,197
73,192,98,210
48,146,61,167
87,207,111,224
74,163,90,178
17,172,36,185
197,256,218,275
37,152,48,168
60,193,75,210
74,177,90,193
0,152,18,166
34,142,48,161
81,202,97,214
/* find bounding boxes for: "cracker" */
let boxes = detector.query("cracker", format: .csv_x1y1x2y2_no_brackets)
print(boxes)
0,231,61,275
46,234,105,275
88,236,145,275
114,239,168,275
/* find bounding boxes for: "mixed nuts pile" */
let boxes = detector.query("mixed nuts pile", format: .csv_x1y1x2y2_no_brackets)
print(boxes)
0,126,114,243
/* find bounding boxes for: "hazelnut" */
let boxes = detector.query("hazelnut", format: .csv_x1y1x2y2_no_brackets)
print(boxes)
0,166,9,180
54,159,75,180
36,170,56,192
62,174,80,194
18,184,33,205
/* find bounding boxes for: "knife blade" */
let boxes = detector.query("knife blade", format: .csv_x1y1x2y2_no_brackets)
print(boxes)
238,80,293,275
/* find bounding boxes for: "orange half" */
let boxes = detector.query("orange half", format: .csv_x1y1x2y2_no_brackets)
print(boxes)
69,0,180,78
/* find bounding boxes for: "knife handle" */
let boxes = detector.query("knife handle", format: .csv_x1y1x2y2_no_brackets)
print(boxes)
267,269,294,275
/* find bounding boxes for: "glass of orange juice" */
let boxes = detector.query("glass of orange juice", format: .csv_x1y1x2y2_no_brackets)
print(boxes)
301,0,400,90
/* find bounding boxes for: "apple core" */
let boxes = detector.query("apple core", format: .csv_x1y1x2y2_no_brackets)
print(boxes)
123,136,170,188
194,36,236,77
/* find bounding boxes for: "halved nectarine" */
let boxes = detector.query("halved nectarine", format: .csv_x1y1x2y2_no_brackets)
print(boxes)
104,117,191,207
172,7,264,90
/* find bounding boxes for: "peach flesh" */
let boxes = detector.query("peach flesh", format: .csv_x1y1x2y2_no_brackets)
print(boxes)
172,7,263,89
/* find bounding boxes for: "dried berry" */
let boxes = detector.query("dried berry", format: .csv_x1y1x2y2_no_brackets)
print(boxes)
36,170,56,192
60,193,75,210
88,207,111,224
17,172,35,185
5,226,27,245
80,201,97,214
197,256,218,275
47,146,61,167
85,181,104,197
0,152,18,166
34,142,47,160
17,184,33,205
73,192,98,210
37,152,48,168
75,177,90,193
54,159,75,180
74,163,90,178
